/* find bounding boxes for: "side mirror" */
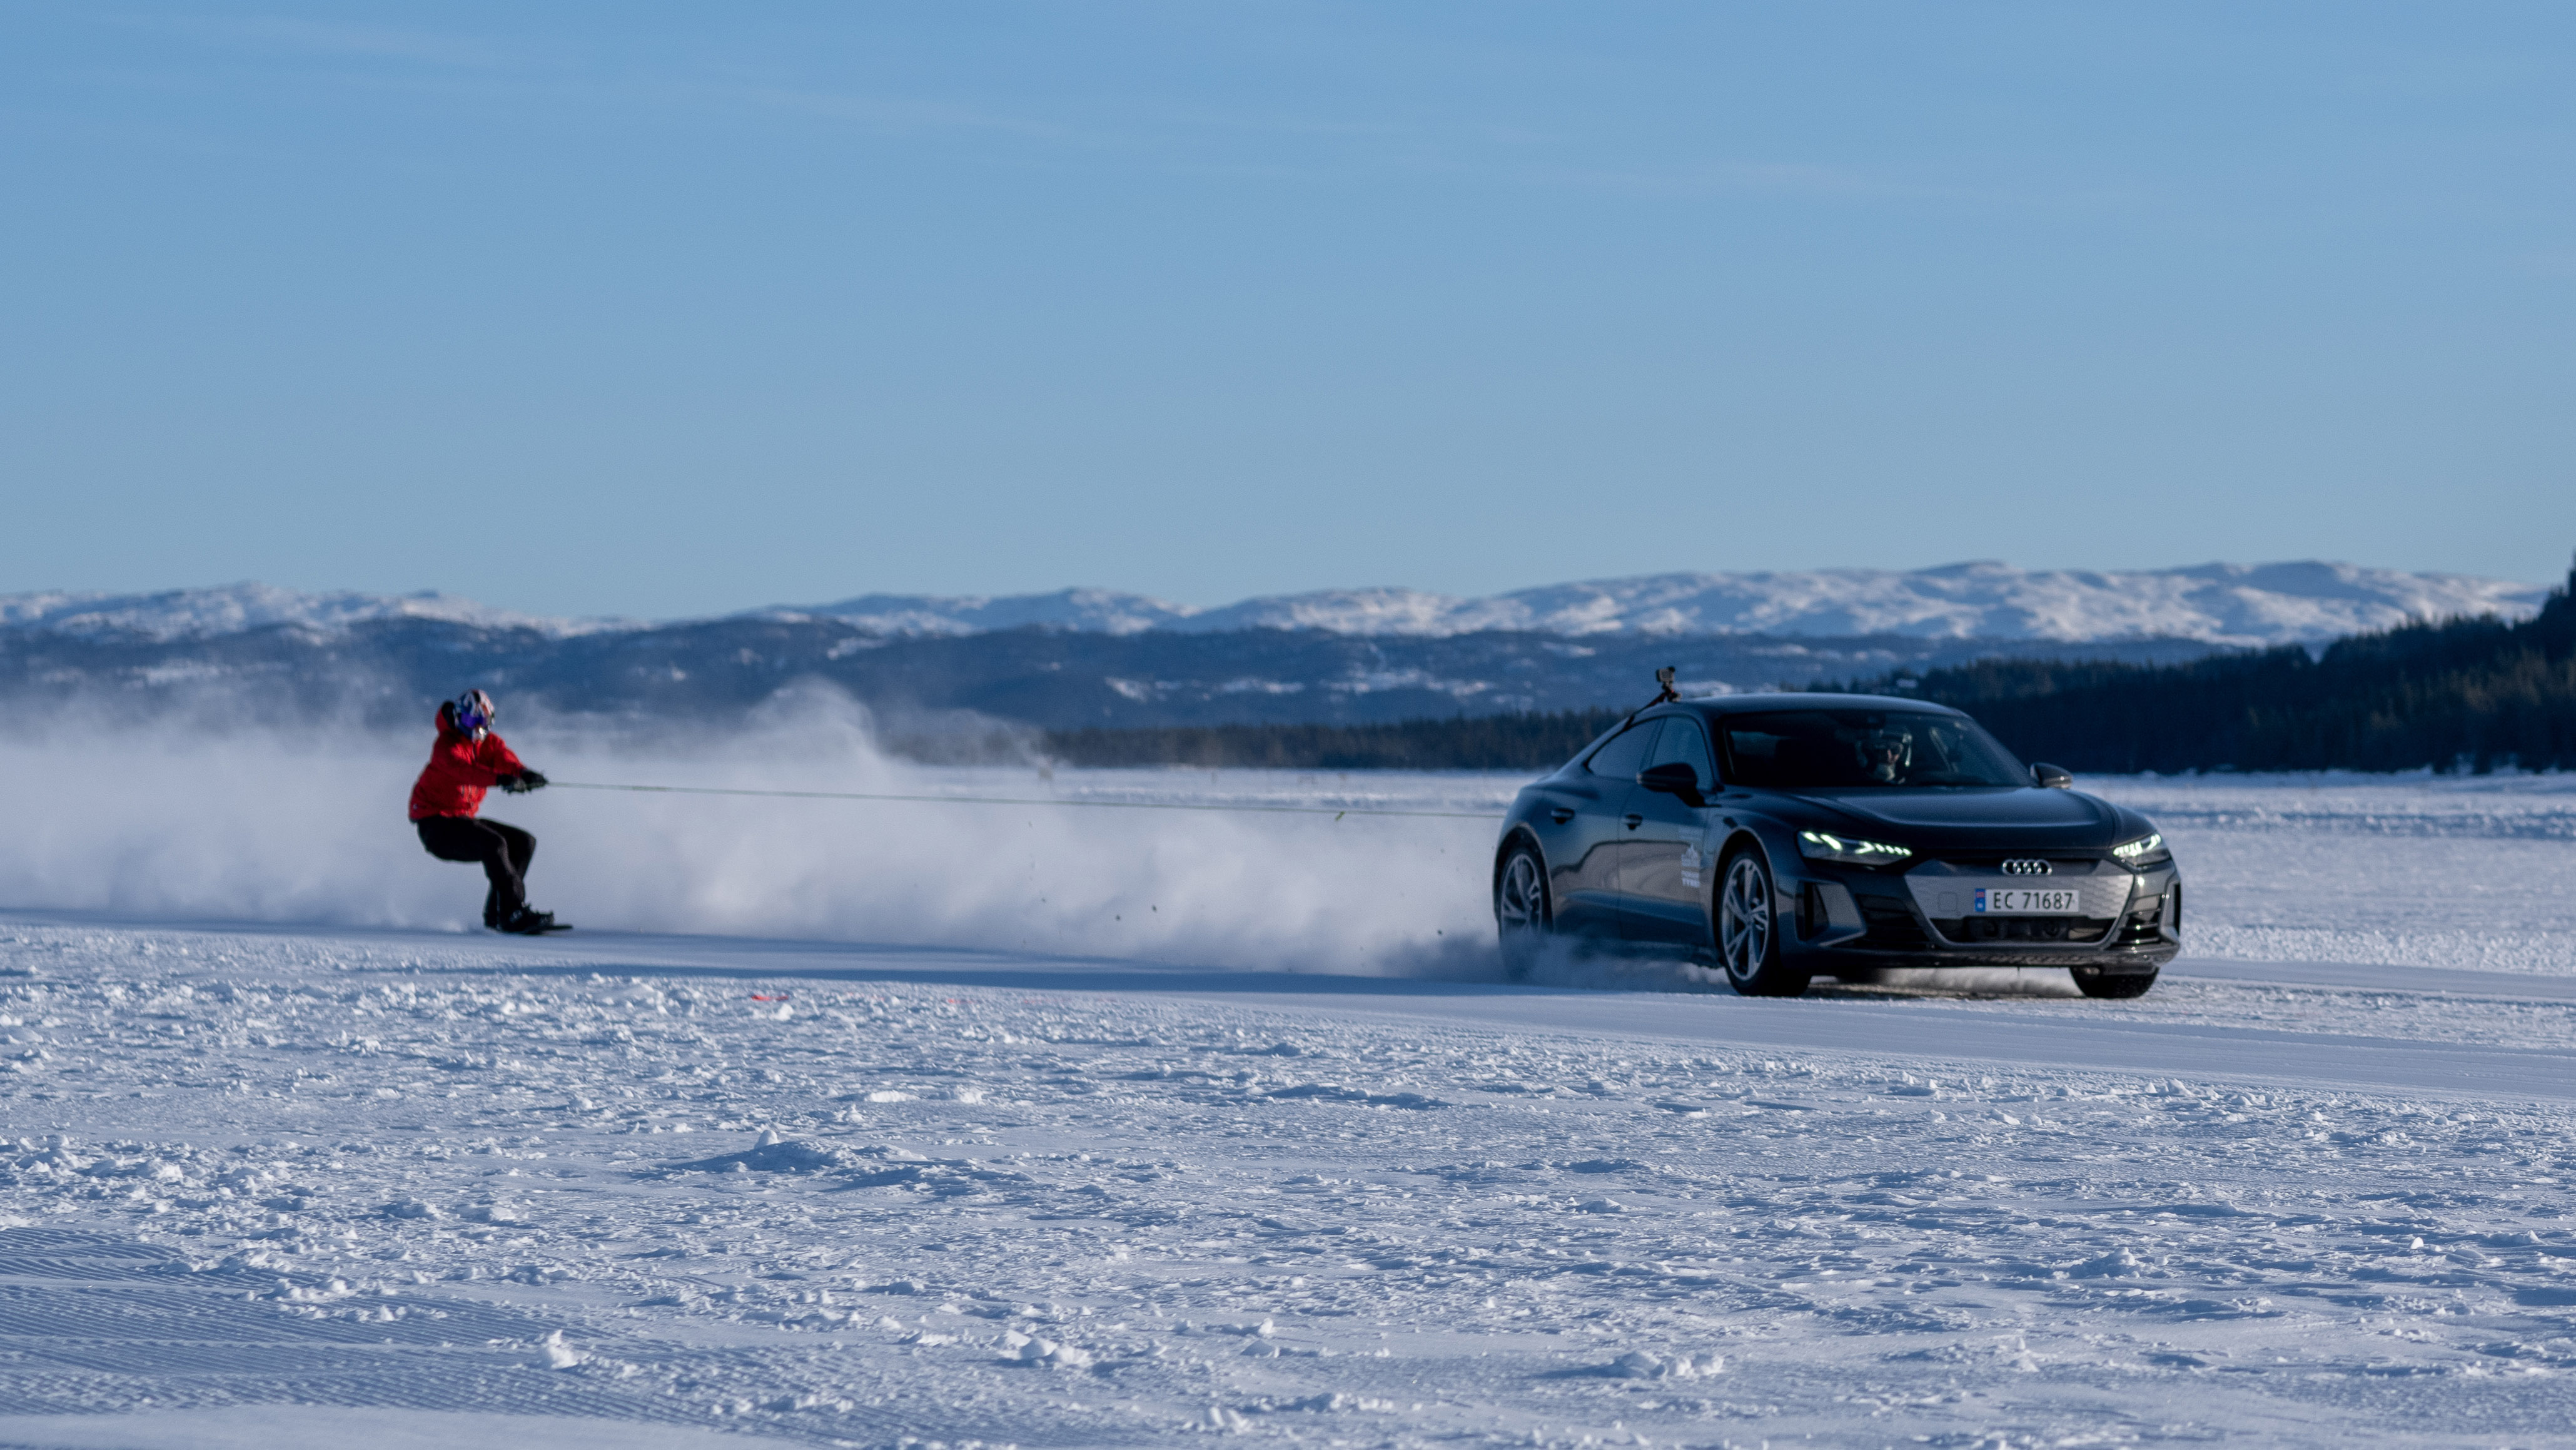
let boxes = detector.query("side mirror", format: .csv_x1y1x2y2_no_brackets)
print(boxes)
2032,763,2073,789
1637,761,1707,806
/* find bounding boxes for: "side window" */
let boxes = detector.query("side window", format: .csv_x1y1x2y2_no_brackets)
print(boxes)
1644,716,1716,791
1717,725,1806,789
1585,719,1661,779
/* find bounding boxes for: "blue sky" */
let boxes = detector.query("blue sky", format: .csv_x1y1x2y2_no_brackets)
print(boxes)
4,3,2572,618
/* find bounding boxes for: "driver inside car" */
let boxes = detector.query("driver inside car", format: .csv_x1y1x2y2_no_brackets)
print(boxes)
1857,727,1913,783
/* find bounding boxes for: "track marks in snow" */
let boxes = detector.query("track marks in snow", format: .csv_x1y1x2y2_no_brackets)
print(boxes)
4,921,2576,1444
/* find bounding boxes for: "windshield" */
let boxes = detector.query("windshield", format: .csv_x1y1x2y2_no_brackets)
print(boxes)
1717,708,2029,789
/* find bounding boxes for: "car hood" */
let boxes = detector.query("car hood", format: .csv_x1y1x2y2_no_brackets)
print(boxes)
1792,787,2129,849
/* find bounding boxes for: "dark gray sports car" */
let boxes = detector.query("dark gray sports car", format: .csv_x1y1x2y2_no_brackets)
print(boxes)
1492,693,2180,998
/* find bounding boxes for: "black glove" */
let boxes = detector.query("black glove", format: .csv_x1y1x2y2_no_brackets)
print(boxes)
498,770,548,794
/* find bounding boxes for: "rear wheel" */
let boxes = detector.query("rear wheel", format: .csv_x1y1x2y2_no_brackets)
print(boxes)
1716,850,1810,998
2072,966,2158,999
1495,842,1552,980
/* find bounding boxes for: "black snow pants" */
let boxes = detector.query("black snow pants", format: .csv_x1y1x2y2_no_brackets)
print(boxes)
416,816,536,926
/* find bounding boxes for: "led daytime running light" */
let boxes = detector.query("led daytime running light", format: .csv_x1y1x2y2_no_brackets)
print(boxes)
1797,829,1912,865
2111,833,2164,861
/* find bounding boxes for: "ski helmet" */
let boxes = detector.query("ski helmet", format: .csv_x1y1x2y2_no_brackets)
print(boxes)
450,689,496,741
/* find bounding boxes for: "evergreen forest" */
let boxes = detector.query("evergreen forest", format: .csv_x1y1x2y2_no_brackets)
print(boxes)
1041,709,1630,771
1868,558,2576,774
1044,558,2576,776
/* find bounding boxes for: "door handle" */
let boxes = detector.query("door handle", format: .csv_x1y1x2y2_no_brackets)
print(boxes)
1549,808,1575,824
1623,814,1643,830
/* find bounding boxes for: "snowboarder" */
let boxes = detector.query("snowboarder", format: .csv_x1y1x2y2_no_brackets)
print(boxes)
410,689,564,934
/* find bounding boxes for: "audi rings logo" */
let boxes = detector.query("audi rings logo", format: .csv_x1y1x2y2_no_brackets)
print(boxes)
2000,859,2053,876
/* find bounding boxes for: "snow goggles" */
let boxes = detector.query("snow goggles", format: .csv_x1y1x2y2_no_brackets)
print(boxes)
452,691,494,734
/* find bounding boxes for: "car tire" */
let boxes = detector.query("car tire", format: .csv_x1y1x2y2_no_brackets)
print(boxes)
2071,966,2158,999
1495,840,1553,980
1715,849,1810,998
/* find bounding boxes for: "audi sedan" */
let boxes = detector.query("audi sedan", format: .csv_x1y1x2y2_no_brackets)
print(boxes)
1491,694,2179,998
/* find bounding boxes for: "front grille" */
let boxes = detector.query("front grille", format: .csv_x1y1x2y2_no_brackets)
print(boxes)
1907,856,2134,938
1934,916,2113,945
1931,856,2099,873
1857,896,1927,948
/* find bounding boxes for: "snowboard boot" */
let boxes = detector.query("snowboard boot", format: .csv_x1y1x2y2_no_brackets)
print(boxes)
500,907,560,935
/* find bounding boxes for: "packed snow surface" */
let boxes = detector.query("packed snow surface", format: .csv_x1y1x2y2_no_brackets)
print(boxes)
3,749,2575,1446
6,560,2546,647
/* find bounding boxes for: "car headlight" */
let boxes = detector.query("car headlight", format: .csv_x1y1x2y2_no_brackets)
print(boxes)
1797,830,1912,867
2111,832,2166,863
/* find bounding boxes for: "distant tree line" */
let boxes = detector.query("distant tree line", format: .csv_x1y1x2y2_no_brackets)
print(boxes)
1042,707,1630,771
1038,559,2574,774
1846,558,2576,774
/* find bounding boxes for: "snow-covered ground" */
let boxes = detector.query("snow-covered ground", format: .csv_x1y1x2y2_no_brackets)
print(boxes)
4,757,2575,1447
2088,772,2576,981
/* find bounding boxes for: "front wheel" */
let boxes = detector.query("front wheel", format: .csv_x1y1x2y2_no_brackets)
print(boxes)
1716,850,1810,997
2072,966,2158,999
1495,841,1552,980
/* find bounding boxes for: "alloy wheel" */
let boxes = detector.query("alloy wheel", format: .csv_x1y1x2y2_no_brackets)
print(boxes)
1718,854,1772,981
1497,850,1546,935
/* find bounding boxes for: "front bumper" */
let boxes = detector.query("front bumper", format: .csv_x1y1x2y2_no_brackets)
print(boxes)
1784,858,2181,971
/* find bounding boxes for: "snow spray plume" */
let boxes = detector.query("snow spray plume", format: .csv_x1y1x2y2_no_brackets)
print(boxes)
0,681,1508,976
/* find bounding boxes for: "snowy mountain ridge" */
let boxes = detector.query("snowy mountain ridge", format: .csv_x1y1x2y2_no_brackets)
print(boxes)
765,560,2552,647
1,560,2548,648
0,582,634,642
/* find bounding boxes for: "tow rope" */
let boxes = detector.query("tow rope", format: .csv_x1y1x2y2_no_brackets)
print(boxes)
547,781,1503,821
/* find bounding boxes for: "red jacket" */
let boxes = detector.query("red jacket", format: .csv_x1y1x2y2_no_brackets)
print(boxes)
408,707,528,821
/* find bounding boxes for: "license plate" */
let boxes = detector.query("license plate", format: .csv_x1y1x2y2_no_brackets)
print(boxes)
1974,887,2080,915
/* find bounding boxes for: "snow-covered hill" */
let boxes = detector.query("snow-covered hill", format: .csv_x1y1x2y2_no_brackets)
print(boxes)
0,582,627,641
757,586,1195,637
784,560,2550,646
4,560,2549,647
